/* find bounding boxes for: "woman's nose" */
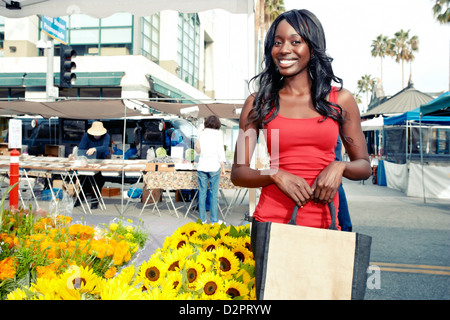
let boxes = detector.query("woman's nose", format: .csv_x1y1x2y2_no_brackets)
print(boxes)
280,43,292,54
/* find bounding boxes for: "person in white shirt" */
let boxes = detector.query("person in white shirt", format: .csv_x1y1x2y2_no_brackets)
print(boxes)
195,115,226,224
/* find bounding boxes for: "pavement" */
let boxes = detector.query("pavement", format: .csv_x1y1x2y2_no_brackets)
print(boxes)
21,176,450,300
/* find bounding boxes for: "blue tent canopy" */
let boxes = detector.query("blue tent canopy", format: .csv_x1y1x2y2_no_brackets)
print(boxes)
384,105,450,125
420,91,450,116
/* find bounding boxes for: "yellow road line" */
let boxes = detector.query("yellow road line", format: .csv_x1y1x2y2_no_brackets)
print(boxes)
370,262,450,276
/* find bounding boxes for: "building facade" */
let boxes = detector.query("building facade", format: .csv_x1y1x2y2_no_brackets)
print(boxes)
0,10,253,103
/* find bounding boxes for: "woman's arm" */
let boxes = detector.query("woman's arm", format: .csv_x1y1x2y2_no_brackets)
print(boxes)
311,88,371,204
231,95,273,188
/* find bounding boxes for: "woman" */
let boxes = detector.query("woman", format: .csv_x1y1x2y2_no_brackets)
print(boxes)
195,115,226,224
231,9,371,229
76,121,111,209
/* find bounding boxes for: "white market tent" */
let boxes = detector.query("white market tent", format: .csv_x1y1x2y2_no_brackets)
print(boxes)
0,0,253,18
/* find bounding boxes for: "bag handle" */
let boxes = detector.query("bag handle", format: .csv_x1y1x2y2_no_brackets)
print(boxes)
288,202,338,230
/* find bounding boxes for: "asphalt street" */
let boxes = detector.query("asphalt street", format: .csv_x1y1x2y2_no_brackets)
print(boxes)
31,176,449,300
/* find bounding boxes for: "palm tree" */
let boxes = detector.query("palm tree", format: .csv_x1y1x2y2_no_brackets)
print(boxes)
255,0,285,73
352,91,363,105
371,34,389,85
357,74,375,110
388,29,419,88
432,0,450,24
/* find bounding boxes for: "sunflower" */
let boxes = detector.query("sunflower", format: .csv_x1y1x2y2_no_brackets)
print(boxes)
142,284,177,300
138,257,167,284
115,265,136,285
178,221,200,238
162,271,183,291
195,252,214,273
213,246,240,278
162,246,193,271
224,279,249,299
235,268,253,286
169,233,190,250
200,290,231,300
220,234,238,249
6,288,30,300
231,243,253,263
202,237,219,252
195,271,225,299
183,260,204,285
59,265,103,295
100,278,144,300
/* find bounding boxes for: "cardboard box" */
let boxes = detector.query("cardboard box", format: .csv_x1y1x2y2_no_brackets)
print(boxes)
145,162,175,172
0,143,11,156
142,187,162,203
101,187,121,197
45,145,65,157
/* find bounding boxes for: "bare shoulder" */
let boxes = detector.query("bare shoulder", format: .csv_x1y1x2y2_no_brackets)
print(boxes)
336,87,360,115
336,88,356,106
239,93,258,129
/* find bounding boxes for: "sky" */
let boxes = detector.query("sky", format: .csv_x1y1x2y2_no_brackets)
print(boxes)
283,0,449,109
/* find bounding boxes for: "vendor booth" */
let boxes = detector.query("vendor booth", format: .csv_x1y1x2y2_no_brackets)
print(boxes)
380,92,450,200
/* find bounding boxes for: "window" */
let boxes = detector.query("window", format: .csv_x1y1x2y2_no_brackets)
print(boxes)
177,13,200,88
141,14,160,63
59,87,121,98
43,13,134,56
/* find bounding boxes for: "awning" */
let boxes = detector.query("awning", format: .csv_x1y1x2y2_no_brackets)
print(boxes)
0,0,253,18
0,99,242,119
139,101,242,119
420,91,450,117
0,72,124,87
0,99,142,119
361,116,383,131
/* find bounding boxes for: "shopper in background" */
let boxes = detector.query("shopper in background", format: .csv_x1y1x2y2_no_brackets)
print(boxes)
195,115,226,224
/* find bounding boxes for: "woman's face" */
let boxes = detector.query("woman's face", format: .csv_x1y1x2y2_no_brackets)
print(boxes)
271,19,311,78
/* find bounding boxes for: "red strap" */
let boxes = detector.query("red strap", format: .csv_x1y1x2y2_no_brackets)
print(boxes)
329,86,338,104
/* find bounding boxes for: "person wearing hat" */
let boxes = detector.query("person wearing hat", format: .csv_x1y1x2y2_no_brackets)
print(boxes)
76,121,111,209
79,121,110,159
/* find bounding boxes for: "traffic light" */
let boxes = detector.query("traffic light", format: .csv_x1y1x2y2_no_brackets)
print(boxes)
59,45,77,88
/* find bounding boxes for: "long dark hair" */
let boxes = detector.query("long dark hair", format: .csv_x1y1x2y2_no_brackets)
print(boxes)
248,9,344,130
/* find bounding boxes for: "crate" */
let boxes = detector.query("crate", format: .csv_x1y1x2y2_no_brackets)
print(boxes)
45,145,65,157
145,162,175,172
101,187,121,197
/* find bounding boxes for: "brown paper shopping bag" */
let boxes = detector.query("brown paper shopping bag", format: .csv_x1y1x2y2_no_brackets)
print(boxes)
251,203,372,300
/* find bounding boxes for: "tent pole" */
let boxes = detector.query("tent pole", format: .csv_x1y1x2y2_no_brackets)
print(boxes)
121,103,127,216
419,114,426,203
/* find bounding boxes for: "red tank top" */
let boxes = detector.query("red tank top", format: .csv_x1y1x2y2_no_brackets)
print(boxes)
253,87,340,229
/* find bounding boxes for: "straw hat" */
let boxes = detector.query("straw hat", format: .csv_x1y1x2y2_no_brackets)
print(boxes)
87,121,107,136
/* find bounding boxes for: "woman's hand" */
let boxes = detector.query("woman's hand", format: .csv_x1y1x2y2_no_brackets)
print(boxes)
311,161,346,204
86,148,96,156
271,169,313,208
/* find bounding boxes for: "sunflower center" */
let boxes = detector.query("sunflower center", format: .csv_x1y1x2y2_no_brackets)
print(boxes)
187,268,198,283
234,251,245,262
204,281,218,295
219,257,231,272
145,267,160,281
226,288,241,299
206,244,215,251
72,277,87,289
177,241,186,249
168,261,179,271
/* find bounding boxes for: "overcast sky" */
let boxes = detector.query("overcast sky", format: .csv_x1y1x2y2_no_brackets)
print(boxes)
283,0,449,106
